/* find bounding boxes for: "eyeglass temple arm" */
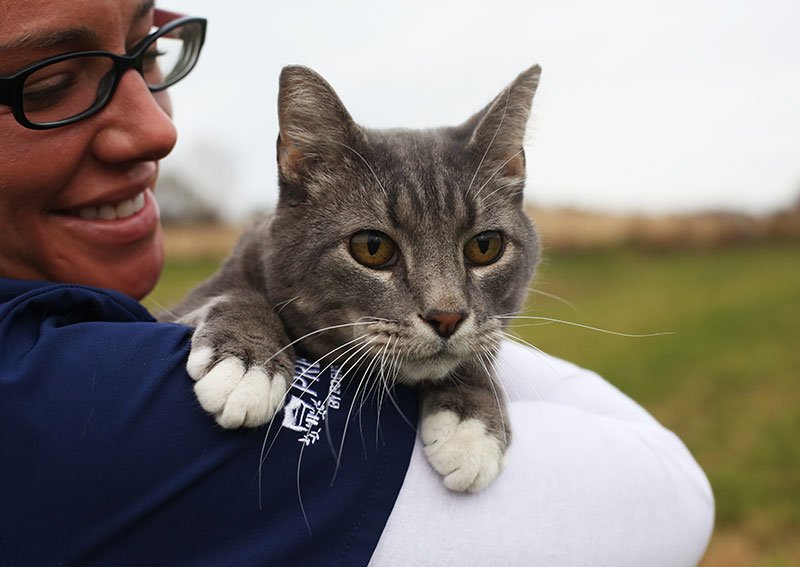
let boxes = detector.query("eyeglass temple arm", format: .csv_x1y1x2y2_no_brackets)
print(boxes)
154,8,186,27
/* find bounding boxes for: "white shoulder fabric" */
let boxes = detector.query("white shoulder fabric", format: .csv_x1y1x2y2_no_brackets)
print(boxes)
370,341,714,567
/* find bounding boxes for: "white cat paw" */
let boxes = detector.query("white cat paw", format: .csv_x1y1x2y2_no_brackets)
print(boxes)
421,410,505,493
188,351,289,429
186,345,215,380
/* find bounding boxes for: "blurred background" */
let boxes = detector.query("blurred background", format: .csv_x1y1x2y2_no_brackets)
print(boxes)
150,1,800,564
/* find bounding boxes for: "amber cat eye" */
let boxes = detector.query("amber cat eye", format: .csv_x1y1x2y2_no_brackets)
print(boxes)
464,231,504,266
349,230,399,268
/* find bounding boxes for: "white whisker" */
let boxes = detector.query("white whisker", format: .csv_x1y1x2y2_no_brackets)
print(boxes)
274,296,300,315
296,442,311,534
258,335,371,508
146,298,178,320
354,342,388,457
357,316,399,324
504,322,557,329
466,87,512,199
495,315,674,338
338,142,389,200
476,351,508,446
527,288,578,312
311,338,378,430
260,321,380,367
473,148,526,201
498,330,587,407
489,332,555,463
331,344,379,484
373,337,394,445
376,342,416,431
479,179,523,204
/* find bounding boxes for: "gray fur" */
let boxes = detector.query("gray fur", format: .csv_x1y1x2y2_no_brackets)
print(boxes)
166,64,542,489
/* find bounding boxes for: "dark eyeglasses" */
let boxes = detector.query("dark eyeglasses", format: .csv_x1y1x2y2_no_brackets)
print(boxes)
0,9,206,130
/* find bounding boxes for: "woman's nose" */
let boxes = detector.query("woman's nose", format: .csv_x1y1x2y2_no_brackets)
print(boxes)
90,69,178,164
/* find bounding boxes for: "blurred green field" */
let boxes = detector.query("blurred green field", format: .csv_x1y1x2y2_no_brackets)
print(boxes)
146,241,800,566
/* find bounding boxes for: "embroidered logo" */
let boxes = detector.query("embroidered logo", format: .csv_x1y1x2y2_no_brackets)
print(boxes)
281,359,343,446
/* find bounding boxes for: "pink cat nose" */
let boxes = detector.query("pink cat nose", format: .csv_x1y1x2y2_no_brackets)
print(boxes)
421,310,467,339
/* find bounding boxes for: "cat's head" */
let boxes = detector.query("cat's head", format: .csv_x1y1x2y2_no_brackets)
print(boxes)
265,65,541,383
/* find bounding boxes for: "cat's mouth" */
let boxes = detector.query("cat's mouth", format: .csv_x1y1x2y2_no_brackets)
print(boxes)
348,316,497,383
396,353,463,383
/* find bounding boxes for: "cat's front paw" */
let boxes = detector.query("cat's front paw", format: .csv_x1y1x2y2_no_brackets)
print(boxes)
421,410,505,493
186,344,291,429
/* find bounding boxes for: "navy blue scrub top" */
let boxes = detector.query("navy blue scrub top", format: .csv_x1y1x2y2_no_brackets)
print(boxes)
0,278,418,566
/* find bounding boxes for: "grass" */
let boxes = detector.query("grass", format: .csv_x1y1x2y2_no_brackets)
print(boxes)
147,241,800,566
143,256,223,314
517,243,800,566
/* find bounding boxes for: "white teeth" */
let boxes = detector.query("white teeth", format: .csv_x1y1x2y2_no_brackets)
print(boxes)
79,207,99,220
133,192,145,211
76,190,147,221
98,205,117,220
116,198,135,219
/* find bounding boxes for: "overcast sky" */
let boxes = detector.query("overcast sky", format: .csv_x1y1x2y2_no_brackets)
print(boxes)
162,0,800,220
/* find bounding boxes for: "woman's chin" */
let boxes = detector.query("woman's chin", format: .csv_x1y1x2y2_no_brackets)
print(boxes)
64,227,165,300
113,235,165,300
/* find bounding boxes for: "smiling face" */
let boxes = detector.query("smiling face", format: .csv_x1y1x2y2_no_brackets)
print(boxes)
0,0,177,299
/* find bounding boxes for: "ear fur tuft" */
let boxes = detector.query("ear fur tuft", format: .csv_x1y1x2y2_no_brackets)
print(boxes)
466,65,541,179
277,65,362,184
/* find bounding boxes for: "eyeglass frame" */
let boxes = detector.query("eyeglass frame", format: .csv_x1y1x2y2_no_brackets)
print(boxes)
0,9,207,130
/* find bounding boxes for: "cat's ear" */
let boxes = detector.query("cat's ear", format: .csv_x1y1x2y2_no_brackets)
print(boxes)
464,65,541,180
277,66,362,185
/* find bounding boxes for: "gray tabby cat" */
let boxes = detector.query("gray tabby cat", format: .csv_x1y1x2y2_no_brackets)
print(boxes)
166,65,541,493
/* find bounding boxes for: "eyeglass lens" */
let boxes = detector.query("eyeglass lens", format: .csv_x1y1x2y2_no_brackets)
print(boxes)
147,21,204,89
20,20,203,126
22,56,115,125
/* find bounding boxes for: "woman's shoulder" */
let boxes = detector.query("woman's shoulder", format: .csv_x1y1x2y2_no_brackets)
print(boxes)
0,277,417,567
0,277,156,325
0,277,190,386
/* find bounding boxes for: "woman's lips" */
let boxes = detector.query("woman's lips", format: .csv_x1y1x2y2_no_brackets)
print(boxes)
50,188,161,246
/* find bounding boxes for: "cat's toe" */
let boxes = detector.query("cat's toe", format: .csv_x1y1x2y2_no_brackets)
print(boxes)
216,366,289,428
186,345,215,380
422,410,505,493
193,356,289,429
193,357,245,414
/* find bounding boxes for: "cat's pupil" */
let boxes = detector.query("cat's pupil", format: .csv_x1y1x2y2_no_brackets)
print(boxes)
478,236,490,254
368,235,381,256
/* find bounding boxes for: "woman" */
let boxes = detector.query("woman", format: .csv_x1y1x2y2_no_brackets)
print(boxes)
0,1,714,565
